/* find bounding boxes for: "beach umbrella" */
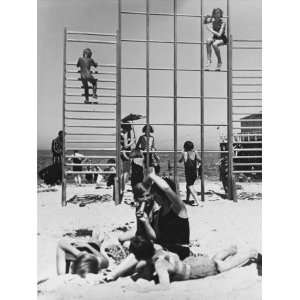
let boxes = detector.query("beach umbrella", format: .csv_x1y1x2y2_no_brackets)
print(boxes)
122,113,145,123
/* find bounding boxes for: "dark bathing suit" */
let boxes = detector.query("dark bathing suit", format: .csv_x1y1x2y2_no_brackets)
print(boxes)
73,156,83,172
157,209,190,260
212,20,227,44
184,152,198,186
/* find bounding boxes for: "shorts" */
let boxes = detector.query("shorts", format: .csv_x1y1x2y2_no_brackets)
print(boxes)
183,255,219,279
213,34,228,44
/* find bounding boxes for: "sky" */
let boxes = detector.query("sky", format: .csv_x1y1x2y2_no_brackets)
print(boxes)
37,0,261,150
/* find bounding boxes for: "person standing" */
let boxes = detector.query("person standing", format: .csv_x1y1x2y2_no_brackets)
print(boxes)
51,130,63,165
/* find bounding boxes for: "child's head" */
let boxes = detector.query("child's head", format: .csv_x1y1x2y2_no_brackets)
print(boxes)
71,253,100,278
142,125,154,134
212,8,223,19
183,141,194,152
129,236,155,260
83,48,92,58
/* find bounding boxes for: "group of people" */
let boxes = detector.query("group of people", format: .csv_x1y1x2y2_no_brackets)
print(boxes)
55,168,261,289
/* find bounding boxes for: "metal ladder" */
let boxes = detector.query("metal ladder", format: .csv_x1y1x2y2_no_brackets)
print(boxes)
61,28,121,206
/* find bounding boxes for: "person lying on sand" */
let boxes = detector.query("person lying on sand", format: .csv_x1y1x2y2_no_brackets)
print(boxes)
56,233,114,278
128,235,261,291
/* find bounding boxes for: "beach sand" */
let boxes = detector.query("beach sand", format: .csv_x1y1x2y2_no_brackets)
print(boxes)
38,180,261,300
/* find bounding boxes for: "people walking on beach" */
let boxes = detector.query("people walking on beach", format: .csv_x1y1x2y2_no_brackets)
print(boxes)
179,141,201,206
77,48,98,103
51,130,63,165
70,150,85,186
129,235,261,290
136,125,160,174
204,8,227,71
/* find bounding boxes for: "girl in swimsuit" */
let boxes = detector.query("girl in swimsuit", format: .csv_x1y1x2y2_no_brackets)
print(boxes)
179,141,201,206
204,8,227,71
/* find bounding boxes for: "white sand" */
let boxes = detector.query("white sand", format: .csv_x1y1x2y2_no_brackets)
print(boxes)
38,180,261,299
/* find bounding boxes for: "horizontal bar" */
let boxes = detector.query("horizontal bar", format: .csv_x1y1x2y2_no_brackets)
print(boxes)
65,171,116,174
66,125,116,128
66,71,116,75
232,105,262,108
66,140,115,143
66,86,116,91
66,102,116,106
233,133,262,136
67,31,116,37
233,127,262,129
232,47,262,50
66,94,115,98
233,91,262,94
232,141,262,144
65,117,115,120
65,110,115,113
232,69,262,72
67,63,116,67
120,122,228,127
233,156,262,159
67,39,116,45
65,163,115,167
66,133,115,136
233,170,262,174
232,119,262,122
233,39,262,42
234,148,262,151
65,148,116,151
121,38,204,45
232,84,262,86
121,95,228,100
232,76,262,79
65,78,116,83
233,163,262,166
65,155,116,159
121,11,228,18
233,98,262,100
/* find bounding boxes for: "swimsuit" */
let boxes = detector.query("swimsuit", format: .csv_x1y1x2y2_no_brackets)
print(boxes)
184,152,198,186
212,20,227,44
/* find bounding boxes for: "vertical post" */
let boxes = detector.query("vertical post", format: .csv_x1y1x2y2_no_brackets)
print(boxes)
173,0,178,187
61,27,67,207
146,0,150,173
226,0,236,201
115,0,122,204
200,0,205,201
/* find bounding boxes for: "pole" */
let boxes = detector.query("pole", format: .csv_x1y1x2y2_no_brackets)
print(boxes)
200,0,205,201
62,27,67,207
116,0,122,204
146,0,150,172
173,0,178,188
226,0,236,201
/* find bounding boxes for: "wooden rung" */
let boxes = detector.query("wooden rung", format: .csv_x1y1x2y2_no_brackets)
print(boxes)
65,110,115,113
65,148,116,151
66,125,116,129
65,163,116,167
66,140,115,143
233,163,262,166
66,94,115,98
65,102,116,106
66,133,115,136
66,78,116,83
232,119,262,122
65,171,116,175
67,39,116,45
232,141,262,144
65,155,116,159
233,156,262,159
233,170,262,173
234,148,262,151
65,117,115,121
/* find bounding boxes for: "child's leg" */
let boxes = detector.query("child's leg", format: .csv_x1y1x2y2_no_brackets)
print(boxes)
212,40,225,65
214,248,258,273
88,77,97,98
206,38,214,63
81,78,89,101
74,175,78,185
78,175,82,186
186,184,191,202
188,185,200,204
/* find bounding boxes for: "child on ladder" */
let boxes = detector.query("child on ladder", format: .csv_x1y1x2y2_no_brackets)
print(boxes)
77,48,98,103
179,141,201,206
204,8,228,71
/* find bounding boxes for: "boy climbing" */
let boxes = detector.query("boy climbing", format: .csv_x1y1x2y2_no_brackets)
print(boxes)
77,48,98,103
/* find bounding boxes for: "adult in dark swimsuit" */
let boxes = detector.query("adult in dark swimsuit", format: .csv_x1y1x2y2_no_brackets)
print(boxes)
204,8,227,71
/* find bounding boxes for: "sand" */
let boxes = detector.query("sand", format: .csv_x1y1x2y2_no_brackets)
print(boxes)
38,180,261,300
